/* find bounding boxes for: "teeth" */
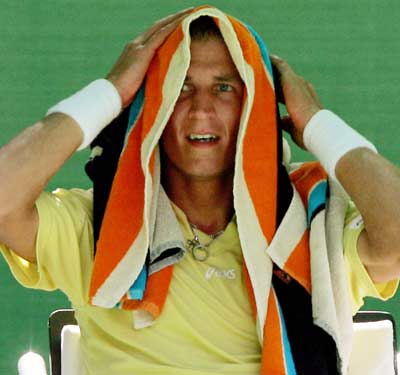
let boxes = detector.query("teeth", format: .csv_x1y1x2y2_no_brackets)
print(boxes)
188,134,218,142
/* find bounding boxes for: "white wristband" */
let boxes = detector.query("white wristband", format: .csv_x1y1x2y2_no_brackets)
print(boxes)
47,79,122,150
303,109,377,182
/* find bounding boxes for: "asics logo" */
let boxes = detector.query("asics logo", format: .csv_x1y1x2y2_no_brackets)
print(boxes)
205,267,236,280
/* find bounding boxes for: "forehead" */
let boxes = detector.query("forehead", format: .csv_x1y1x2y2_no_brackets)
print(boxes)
187,37,241,78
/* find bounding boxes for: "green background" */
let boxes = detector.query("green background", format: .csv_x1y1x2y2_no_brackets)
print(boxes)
0,1,399,373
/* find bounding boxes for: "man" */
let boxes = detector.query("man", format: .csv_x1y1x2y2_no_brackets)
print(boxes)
0,6,399,375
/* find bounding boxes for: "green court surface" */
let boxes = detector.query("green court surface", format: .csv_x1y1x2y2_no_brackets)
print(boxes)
0,1,399,373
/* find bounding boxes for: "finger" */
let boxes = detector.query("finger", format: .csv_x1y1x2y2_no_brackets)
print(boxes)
280,115,305,148
140,11,194,54
135,13,186,49
270,54,299,104
135,8,193,45
146,14,186,45
270,54,293,77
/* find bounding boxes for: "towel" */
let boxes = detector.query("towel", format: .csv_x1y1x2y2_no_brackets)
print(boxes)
85,6,354,374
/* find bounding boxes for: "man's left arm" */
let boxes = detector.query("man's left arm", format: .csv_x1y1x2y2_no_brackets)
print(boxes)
336,148,400,283
271,55,400,284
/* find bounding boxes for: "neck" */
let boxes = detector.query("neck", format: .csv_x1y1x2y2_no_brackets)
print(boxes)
162,172,234,235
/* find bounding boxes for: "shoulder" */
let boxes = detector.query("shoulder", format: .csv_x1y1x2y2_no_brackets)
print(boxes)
36,188,94,237
38,188,93,214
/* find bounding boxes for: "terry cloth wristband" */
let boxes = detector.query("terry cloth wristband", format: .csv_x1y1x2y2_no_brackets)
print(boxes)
47,79,122,150
303,109,378,182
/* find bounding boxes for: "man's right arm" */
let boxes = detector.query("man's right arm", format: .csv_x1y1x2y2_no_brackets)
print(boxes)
0,8,192,263
0,114,83,262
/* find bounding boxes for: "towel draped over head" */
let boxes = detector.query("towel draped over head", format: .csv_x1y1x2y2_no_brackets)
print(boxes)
88,4,282,319
85,5,354,374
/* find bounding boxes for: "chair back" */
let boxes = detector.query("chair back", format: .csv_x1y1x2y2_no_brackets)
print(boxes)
349,311,398,375
48,309,78,375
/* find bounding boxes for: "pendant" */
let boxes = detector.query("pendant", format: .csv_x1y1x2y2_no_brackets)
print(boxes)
187,238,209,262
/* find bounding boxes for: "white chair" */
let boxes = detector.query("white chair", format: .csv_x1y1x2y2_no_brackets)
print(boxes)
349,311,398,375
60,324,82,375
18,309,398,374
19,309,83,375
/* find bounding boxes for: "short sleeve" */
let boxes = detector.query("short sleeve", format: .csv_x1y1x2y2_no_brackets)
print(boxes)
0,188,94,306
343,202,399,314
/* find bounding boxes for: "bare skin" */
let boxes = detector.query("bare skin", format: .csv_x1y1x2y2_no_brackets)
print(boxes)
0,8,193,262
336,149,400,283
161,38,244,235
0,114,82,262
271,55,400,283
0,10,399,286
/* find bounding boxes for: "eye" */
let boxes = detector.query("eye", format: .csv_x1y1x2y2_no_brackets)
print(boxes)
217,83,233,92
180,83,191,92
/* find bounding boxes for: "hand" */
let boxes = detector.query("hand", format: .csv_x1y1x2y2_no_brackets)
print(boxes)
270,55,323,149
106,8,193,108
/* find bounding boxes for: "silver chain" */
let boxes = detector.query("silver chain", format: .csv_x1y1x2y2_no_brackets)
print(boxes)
186,224,224,262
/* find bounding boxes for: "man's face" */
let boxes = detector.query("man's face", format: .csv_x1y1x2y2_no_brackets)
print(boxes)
161,37,244,182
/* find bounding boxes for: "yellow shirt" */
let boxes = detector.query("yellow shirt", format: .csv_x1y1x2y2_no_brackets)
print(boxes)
2,189,260,374
0,189,397,374
343,202,398,313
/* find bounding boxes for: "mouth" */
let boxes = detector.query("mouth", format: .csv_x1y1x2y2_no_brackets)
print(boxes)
187,134,219,143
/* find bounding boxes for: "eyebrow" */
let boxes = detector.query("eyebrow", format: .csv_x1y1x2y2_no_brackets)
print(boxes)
215,74,242,82
184,74,242,82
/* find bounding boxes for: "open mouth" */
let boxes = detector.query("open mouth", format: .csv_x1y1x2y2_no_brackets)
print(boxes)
188,134,219,143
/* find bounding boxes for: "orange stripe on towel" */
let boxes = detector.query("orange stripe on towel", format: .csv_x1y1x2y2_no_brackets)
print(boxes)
283,230,311,294
90,27,185,298
261,289,287,374
229,16,278,243
142,26,185,140
290,161,328,208
121,266,174,317
90,120,146,295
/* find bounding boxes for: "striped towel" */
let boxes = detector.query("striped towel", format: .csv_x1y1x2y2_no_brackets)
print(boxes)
86,6,354,374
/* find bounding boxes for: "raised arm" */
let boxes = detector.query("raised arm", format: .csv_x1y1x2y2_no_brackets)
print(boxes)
0,114,83,263
271,55,400,284
0,9,191,263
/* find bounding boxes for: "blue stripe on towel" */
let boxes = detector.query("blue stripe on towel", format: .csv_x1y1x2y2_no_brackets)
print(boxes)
127,265,148,301
276,293,297,374
114,265,148,308
124,82,145,147
244,23,273,77
307,181,327,225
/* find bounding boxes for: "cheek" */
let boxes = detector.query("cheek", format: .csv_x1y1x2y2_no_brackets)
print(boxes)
164,101,186,134
161,124,176,153
161,114,183,155
224,98,242,134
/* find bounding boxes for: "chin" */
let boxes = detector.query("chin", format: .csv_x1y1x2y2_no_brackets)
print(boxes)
187,166,234,181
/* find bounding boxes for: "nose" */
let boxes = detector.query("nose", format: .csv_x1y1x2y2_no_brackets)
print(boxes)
188,90,215,119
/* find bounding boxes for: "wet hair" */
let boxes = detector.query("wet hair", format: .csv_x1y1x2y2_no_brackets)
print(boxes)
189,16,223,41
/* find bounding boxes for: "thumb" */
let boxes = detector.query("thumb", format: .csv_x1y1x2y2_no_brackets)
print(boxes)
280,115,306,149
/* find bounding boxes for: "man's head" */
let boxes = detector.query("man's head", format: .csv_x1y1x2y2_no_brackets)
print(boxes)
161,16,244,185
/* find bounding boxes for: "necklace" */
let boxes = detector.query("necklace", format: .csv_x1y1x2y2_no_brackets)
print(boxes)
187,223,224,262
